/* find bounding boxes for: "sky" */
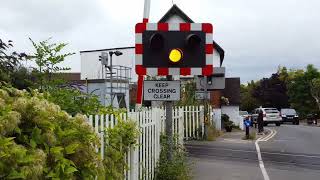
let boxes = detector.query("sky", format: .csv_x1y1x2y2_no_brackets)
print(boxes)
1,0,319,83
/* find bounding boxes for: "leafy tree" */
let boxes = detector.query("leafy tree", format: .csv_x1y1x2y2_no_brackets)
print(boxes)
28,38,102,115
29,38,75,90
311,78,320,111
0,38,27,83
252,73,289,109
45,84,103,116
240,81,260,112
286,65,320,116
10,67,35,90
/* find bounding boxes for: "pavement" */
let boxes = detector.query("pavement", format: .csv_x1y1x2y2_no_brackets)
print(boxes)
185,124,320,180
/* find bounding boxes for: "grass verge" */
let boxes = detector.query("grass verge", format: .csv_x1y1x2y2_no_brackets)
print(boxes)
242,131,256,140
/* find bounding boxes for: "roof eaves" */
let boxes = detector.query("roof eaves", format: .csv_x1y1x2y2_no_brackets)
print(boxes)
213,41,225,66
159,4,194,23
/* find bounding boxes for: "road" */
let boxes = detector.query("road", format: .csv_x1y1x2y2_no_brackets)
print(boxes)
186,124,320,180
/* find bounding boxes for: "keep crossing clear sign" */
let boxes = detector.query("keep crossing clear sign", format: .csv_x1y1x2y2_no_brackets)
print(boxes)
143,81,180,101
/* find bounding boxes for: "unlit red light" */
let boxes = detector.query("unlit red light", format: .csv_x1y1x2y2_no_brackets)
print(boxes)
169,48,183,63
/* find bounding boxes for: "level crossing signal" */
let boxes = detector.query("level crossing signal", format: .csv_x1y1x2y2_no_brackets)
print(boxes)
135,23,214,76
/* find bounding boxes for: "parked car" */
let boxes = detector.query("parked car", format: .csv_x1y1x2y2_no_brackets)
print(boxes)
239,111,250,119
280,108,299,125
307,113,318,125
252,107,282,126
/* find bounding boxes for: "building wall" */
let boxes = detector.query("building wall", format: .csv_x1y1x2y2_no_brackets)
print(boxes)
212,108,222,130
221,105,242,127
80,48,135,81
210,90,222,108
223,78,240,106
86,82,129,109
80,48,134,108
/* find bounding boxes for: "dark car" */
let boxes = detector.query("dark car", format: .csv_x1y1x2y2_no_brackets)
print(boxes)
280,108,299,125
307,113,318,125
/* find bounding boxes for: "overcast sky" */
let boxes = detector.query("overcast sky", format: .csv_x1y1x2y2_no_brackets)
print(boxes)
1,0,319,83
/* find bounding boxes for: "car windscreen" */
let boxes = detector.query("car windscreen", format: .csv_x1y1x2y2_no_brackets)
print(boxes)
239,111,248,115
281,109,296,114
265,109,279,113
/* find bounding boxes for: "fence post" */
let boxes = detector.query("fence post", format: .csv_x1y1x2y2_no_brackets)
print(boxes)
130,145,139,180
179,107,184,145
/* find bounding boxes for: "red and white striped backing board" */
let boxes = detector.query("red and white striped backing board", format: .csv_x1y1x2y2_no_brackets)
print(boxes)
135,23,214,76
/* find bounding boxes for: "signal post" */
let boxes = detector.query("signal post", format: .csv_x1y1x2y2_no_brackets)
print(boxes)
135,0,214,160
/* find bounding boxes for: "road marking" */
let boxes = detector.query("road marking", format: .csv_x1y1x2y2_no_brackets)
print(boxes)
186,144,320,159
259,128,272,141
255,139,270,180
255,128,277,180
260,128,277,142
261,151,320,158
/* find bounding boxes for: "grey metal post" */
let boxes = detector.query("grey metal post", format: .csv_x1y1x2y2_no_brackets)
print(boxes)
165,75,173,161
203,76,208,139
109,53,113,107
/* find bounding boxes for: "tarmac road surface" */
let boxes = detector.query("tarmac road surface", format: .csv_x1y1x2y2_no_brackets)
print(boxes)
186,124,320,180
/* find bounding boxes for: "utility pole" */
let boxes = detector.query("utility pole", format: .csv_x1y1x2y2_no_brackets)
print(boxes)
107,51,123,108
203,76,208,139
109,52,114,107
99,52,109,106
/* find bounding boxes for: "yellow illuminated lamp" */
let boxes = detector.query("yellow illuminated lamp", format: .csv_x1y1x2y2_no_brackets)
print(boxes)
169,48,183,63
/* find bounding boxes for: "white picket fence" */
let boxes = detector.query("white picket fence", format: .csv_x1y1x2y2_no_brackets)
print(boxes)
87,106,208,180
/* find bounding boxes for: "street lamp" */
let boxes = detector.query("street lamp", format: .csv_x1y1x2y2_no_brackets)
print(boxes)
108,50,123,108
109,50,123,57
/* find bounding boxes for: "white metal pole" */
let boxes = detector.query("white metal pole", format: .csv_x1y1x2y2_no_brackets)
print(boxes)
143,0,151,22
136,1,151,109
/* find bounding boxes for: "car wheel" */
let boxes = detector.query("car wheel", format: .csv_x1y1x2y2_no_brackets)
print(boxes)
276,122,281,126
296,121,299,125
263,122,268,126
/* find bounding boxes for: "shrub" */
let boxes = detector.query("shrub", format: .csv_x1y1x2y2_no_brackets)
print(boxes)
154,135,192,180
222,114,233,127
0,85,104,179
221,114,230,122
103,117,140,179
44,85,103,116
207,124,223,141
232,125,241,130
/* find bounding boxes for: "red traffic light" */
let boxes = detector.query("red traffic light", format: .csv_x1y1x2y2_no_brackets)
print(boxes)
185,34,201,50
149,33,164,50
